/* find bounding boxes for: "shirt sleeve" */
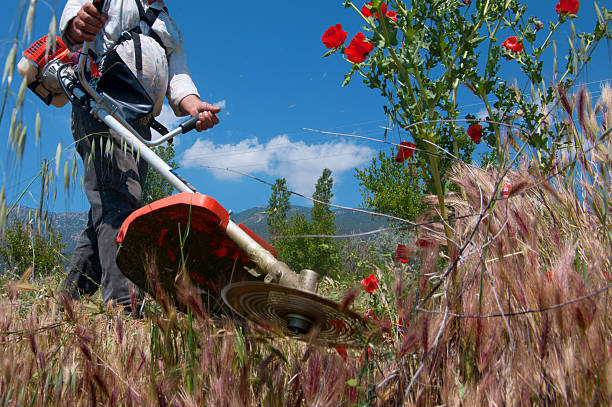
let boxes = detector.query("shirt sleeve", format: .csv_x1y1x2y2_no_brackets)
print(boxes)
59,0,89,51
165,27,200,116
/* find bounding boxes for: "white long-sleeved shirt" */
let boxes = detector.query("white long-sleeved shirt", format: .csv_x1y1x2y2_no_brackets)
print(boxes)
60,0,199,116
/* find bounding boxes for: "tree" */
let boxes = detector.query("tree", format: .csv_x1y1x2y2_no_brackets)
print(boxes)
267,177,291,238
308,168,342,275
142,144,178,205
0,216,65,278
311,168,335,232
269,169,343,277
354,149,427,221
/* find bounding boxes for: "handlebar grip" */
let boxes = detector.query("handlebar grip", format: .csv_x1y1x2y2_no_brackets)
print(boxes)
93,0,106,13
179,115,199,134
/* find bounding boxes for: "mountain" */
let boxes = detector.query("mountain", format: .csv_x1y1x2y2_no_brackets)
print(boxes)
231,206,390,240
8,204,390,259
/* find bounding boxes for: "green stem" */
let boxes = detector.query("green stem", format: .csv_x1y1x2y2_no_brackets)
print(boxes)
425,139,452,240
376,5,424,117
428,0,492,110
480,91,504,168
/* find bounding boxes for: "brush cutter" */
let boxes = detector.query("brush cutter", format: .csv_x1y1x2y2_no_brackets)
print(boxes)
18,0,366,347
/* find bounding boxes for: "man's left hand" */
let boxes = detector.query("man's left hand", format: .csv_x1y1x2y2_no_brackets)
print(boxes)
179,95,221,132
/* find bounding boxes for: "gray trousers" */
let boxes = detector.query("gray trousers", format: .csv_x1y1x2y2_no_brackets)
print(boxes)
62,105,151,306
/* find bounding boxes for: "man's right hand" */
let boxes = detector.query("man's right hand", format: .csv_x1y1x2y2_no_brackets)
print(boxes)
66,3,108,43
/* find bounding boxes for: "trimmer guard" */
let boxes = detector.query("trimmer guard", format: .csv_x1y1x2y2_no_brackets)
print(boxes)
116,193,276,311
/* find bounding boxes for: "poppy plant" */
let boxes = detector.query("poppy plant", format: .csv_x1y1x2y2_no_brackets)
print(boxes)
360,273,379,293
345,32,374,64
467,124,482,144
556,0,579,15
395,244,410,263
502,36,523,54
395,141,415,163
322,24,348,49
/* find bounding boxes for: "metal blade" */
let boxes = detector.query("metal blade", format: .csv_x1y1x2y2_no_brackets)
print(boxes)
222,282,368,347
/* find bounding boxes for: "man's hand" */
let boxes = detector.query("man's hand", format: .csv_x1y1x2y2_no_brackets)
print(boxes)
179,95,221,132
67,3,108,43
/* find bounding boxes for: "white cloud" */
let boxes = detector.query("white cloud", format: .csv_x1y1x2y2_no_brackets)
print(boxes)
476,108,488,121
181,135,375,195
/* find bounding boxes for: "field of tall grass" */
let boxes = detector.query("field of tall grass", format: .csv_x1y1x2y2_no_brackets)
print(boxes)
0,86,610,405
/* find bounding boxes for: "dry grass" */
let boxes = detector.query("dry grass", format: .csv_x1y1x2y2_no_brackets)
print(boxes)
1,87,611,406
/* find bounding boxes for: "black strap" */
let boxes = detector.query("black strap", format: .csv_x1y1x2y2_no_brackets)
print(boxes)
134,0,165,32
149,119,169,135
132,0,167,52
132,31,143,72
149,118,173,144
117,0,168,76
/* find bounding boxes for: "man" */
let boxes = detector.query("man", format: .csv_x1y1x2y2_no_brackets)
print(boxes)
59,0,219,310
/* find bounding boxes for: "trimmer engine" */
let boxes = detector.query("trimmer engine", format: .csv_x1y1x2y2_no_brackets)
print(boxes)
17,35,72,107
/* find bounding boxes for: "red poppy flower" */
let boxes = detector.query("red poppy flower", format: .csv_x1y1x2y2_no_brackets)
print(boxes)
395,141,415,163
322,24,348,49
386,11,398,22
467,124,482,144
415,238,434,248
535,20,544,32
364,309,377,319
395,244,410,263
556,0,579,15
362,2,398,22
335,346,348,361
360,273,379,293
502,36,523,54
362,2,386,18
502,184,512,197
345,32,374,64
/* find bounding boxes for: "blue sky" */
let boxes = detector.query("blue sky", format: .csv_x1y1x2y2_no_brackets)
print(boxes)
0,1,610,215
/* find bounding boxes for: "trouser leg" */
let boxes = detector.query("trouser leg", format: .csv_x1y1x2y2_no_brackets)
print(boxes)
69,105,150,306
61,209,102,298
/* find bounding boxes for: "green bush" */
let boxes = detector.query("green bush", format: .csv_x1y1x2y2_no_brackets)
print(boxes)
0,216,65,278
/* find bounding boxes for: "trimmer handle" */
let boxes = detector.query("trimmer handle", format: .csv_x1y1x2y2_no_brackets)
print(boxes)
93,0,106,13
179,115,199,134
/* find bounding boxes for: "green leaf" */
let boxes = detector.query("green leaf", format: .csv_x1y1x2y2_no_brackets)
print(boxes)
594,2,604,25
342,70,354,87
346,378,358,387
322,48,337,58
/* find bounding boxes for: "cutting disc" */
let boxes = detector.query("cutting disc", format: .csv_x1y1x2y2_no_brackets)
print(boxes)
222,282,368,347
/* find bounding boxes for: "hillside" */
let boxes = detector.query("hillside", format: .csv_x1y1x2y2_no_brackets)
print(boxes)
231,205,389,240
37,204,389,258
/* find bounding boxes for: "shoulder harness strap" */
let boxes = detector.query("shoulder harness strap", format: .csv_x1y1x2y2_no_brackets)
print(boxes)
126,0,168,75
133,0,167,52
